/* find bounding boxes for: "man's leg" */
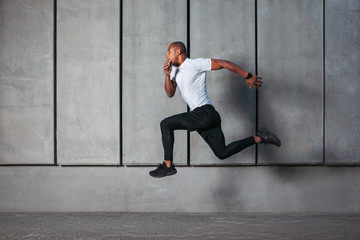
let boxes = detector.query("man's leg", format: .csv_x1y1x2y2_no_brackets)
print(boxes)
160,107,217,165
150,106,218,178
198,125,281,160
198,126,257,160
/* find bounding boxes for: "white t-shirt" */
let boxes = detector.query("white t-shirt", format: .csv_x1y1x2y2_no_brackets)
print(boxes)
170,58,212,111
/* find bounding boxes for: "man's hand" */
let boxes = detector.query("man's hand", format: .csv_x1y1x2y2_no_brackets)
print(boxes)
246,75,263,90
164,60,172,76
163,59,176,98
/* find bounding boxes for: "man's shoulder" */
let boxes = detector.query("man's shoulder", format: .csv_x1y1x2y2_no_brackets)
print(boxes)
187,57,210,62
184,58,210,66
185,58,211,72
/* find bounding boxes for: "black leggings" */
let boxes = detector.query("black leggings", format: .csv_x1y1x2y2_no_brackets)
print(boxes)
160,104,255,161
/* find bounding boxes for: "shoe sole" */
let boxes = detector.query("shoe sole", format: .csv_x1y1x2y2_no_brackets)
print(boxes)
149,170,177,178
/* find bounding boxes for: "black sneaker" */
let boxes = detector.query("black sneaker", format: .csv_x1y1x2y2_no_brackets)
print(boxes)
149,162,177,178
257,127,281,147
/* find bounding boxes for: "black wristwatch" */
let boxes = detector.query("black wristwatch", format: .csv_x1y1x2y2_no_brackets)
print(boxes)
245,72,253,79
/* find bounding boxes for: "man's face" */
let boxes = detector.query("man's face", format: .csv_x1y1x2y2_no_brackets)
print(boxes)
166,44,177,63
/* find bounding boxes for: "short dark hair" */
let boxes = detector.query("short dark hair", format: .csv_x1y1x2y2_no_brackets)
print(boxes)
170,41,187,56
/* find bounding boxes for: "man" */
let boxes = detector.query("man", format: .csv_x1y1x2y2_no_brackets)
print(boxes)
150,42,281,178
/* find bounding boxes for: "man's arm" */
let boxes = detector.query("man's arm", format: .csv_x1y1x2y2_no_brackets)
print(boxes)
164,60,177,98
211,59,262,89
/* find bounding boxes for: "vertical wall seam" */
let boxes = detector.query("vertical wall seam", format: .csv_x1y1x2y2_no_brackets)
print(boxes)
255,0,258,166
120,0,123,166
53,0,58,166
187,0,190,59
187,0,191,166
323,0,326,165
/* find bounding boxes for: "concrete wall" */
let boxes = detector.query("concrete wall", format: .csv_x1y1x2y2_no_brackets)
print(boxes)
1,166,359,213
325,0,360,164
57,0,120,165
123,0,187,165
0,0,359,212
190,0,256,165
258,0,324,165
0,0,54,164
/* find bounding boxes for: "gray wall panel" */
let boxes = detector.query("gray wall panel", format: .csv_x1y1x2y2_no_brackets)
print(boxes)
190,0,256,165
258,0,323,164
0,0,54,164
57,0,120,165
1,166,359,213
123,0,187,165
325,0,360,164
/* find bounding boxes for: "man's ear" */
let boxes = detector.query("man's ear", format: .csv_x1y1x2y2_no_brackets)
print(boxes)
176,48,182,56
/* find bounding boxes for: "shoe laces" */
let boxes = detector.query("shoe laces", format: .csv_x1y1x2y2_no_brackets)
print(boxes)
157,162,166,170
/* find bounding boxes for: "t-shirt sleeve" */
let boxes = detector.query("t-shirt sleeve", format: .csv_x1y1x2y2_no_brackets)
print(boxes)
193,58,212,72
170,66,178,81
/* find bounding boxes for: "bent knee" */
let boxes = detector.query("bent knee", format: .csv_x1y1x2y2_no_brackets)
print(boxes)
215,152,228,160
160,119,166,130
160,118,171,130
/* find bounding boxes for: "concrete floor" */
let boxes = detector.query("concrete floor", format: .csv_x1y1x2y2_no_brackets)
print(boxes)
0,213,359,239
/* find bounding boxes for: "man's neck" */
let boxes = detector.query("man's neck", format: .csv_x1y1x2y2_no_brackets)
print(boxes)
176,55,187,67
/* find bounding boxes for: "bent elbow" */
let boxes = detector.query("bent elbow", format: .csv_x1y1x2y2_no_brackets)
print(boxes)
166,92,175,98
165,87,175,98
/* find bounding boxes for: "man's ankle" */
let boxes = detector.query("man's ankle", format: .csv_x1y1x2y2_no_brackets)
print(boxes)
254,135,261,144
164,160,172,168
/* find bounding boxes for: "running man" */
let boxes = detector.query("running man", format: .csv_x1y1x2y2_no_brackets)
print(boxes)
150,42,281,178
